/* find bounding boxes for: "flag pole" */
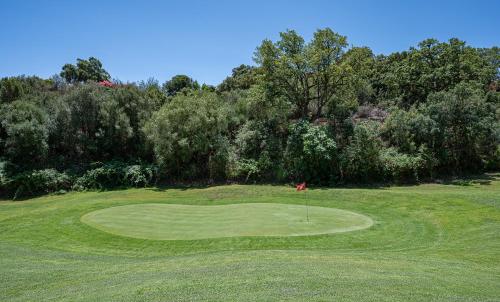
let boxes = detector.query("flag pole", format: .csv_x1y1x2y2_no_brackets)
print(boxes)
305,188,309,222
296,182,309,222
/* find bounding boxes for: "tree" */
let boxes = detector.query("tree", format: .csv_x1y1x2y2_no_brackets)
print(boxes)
0,100,49,167
0,77,25,103
343,121,382,182
383,83,498,174
254,28,351,119
54,85,102,160
60,57,110,83
422,83,498,172
373,38,497,107
163,75,199,96
218,65,259,92
284,120,337,183
144,91,229,179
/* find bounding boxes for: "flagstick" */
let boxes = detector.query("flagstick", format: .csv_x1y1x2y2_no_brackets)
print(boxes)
305,189,309,222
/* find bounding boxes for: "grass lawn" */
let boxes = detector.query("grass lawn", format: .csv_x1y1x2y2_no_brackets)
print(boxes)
1,175,499,301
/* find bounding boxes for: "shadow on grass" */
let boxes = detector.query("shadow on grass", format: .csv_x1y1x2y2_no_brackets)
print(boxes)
147,173,500,193
4,173,498,201
436,173,499,186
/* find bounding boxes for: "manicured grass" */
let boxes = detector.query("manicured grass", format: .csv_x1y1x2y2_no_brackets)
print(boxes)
0,175,499,301
81,203,373,240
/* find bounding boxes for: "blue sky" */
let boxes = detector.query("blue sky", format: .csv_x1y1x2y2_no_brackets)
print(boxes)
1,0,498,85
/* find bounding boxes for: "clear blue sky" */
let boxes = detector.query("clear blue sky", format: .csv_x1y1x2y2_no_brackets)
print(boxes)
1,0,499,85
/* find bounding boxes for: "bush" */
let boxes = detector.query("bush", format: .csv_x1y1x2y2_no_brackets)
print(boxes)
123,164,156,187
342,121,382,182
284,120,337,183
144,91,229,179
73,161,157,191
230,158,260,182
0,100,50,167
2,169,72,199
379,147,424,182
229,153,274,182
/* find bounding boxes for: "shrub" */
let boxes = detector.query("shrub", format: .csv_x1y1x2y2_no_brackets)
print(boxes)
379,147,424,182
73,161,157,191
342,121,382,182
3,169,72,199
123,164,156,187
231,158,260,182
144,91,229,179
284,120,337,183
73,165,123,190
0,100,49,167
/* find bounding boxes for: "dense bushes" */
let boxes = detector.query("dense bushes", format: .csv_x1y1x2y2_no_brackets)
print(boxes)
379,148,424,182
0,162,157,199
285,121,337,183
342,122,382,182
144,91,230,179
0,100,50,167
1,169,72,199
382,83,498,175
73,162,157,190
0,29,498,198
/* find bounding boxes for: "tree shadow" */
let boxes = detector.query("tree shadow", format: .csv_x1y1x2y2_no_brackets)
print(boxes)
437,173,499,186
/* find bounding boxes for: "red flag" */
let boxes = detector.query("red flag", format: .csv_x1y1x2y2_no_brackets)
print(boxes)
296,182,306,191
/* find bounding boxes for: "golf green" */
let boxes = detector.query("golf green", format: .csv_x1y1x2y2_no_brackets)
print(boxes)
81,203,373,240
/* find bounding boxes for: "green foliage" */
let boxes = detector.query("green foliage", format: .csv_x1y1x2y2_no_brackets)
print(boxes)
254,28,352,119
73,162,156,191
422,83,498,172
373,38,496,107
123,164,156,187
0,100,49,167
60,57,110,83
50,84,154,161
229,158,260,181
2,169,72,199
1,32,499,188
218,65,259,92
342,121,382,182
379,147,424,182
144,91,229,179
285,120,337,183
163,75,200,96
73,163,125,190
0,77,25,103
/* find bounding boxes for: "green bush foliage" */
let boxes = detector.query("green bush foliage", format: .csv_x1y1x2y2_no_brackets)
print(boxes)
73,162,157,191
0,28,498,195
2,169,72,199
379,147,424,182
285,120,337,183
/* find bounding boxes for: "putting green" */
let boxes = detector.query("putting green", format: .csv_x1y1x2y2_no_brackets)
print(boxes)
81,203,373,240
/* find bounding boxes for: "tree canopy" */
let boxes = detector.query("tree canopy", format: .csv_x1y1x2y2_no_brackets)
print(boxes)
0,28,498,197
60,57,110,83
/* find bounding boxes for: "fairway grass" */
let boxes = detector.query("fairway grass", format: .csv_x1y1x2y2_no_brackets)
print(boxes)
1,176,499,301
81,203,373,240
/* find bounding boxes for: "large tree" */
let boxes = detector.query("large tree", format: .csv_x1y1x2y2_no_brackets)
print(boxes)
254,28,351,119
0,100,49,167
218,65,259,92
60,57,110,83
162,75,199,96
144,91,230,179
372,39,497,107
